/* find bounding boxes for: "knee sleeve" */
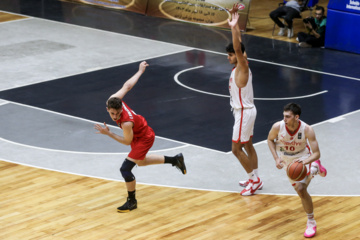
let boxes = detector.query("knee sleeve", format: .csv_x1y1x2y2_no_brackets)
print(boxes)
120,159,136,182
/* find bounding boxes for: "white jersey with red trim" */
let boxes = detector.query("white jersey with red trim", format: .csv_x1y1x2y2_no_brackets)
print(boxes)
276,120,309,155
229,67,254,109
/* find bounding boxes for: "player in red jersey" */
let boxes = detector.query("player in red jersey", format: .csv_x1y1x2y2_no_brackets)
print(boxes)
94,61,186,213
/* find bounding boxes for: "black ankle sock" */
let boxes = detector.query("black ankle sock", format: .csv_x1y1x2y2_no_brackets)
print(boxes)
128,190,136,200
164,156,176,165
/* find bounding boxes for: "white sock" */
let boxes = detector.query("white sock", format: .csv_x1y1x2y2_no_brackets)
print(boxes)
247,171,257,181
254,168,259,178
307,213,315,221
310,165,318,175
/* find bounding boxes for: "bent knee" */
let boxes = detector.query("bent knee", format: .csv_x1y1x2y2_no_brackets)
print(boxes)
293,183,307,196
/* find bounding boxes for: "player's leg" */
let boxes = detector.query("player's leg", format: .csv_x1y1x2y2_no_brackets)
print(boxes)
118,158,137,213
243,139,263,192
232,141,258,196
293,181,317,238
134,154,186,174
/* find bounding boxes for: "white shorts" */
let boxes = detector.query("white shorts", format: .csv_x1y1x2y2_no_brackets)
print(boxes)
232,107,256,143
279,149,311,184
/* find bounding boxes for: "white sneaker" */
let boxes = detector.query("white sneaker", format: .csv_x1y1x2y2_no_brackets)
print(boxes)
310,160,327,177
240,178,263,196
240,179,254,196
278,27,287,36
304,220,317,238
239,180,249,187
239,179,263,190
287,28,294,38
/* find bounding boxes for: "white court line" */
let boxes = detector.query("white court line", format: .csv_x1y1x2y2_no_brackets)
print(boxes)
200,49,360,82
0,47,191,92
0,100,9,106
0,137,190,155
2,100,226,154
0,15,192,92
1,9,358,94
174,66,328,100
2,158,357,197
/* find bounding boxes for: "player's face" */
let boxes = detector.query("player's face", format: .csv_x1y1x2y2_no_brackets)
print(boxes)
107,107,122,121
315,10,323,20
283,111,299,127
227,52,237,65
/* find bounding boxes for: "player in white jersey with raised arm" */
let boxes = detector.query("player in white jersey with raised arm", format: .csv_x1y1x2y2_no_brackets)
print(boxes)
227,6,263,196
267,103,327,238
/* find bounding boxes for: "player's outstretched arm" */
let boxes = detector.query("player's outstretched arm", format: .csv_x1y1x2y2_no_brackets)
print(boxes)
109,61,149,100
267,122,284,169
228,12,249,88
94,122,133,145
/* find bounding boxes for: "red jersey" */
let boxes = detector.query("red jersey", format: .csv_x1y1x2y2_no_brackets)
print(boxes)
116,101,150,138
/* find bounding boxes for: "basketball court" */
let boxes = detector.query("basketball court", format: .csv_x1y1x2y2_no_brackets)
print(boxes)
1,0,360,239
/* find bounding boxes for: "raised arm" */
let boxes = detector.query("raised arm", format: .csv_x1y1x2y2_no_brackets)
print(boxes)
109,61,149,100
228,12,249,88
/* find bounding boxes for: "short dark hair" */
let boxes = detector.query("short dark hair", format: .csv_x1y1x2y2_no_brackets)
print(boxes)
315,5,325,13
107,97,122,110
226,42,246,54
283,103,302,117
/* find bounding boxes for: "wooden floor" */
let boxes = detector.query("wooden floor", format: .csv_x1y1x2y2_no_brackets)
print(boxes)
1,4,359,240
1,160,360,239
0,11,27,22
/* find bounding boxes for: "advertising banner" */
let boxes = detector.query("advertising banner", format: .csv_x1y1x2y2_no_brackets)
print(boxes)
66,0,148,14
65,0,251,29
146,0,251,30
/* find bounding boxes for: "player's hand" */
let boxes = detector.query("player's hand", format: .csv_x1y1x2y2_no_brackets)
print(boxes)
294,158,307,165
228,12,239,29
139,61,149,73
275,157,285,169
94,122,110,135
226,3,240,15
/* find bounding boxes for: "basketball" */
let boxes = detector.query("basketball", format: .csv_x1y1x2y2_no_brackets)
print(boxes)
287,162,307,181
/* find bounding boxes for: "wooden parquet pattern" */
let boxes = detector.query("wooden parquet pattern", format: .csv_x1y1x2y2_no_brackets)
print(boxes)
0,11,27,22
1,4,358,240
1,161,359,239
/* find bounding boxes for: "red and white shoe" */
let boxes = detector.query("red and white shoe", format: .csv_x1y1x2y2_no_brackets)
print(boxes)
240,178,263,196
239,179,263,190
239,180,249,187
311,160,327,177
304,220,317,238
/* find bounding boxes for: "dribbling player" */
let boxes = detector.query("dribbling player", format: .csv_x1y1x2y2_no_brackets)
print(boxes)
267,103,327,238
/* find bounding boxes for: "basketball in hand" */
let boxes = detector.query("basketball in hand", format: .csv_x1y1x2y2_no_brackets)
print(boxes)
287,161,307,181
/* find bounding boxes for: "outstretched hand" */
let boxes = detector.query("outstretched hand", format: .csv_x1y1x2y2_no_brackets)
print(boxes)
139,61,149,73
94,122,110,135
227,12,239,29
226,3,240,15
